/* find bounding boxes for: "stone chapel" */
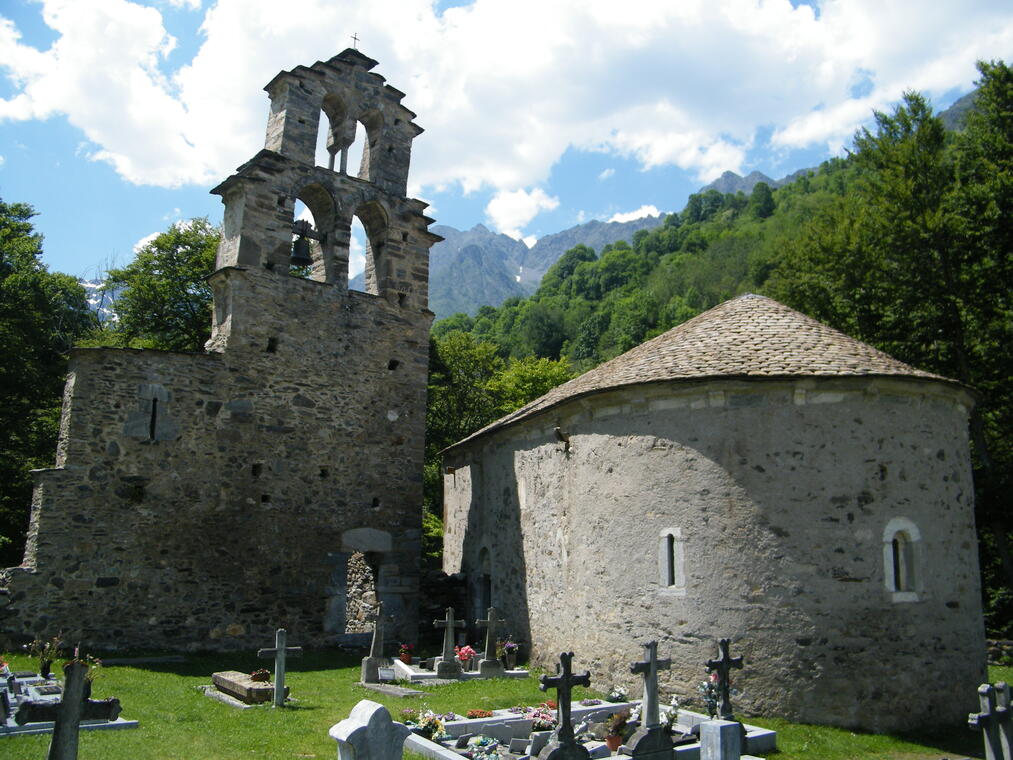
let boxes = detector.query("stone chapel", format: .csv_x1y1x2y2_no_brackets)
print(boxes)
0,50,440,649
442,293,986,732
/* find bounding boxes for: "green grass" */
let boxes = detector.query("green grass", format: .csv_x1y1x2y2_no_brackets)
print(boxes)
1,653,1006,760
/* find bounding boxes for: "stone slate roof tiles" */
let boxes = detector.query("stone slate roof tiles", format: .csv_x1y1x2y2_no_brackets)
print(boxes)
445,293,954,452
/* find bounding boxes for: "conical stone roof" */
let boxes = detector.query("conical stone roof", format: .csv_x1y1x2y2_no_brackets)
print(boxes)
446,294,954,452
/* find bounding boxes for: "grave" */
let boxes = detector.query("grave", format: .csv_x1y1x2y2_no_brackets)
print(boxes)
257,628,303,708
539,651,592,760
969,681,1012,760
331,699,410,760
705,640,743,722
625,641,675,760
210,671,282,705
0,666,138,738
392,605,529,683
361,602,394,684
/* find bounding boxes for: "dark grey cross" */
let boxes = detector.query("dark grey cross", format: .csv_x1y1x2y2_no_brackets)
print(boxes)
705,638,743,721
434,607,466,661
46,660,88,760
969,682,1012,760
475,606,506,662
351,33,360,49
539,652,591,746
630,640,671,729
257,628,303,708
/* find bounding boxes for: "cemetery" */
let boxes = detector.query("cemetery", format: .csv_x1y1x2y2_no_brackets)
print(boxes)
0,42,1007,760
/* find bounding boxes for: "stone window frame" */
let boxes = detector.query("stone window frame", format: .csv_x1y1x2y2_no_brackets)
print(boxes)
658,527,686,595
882,517,922,603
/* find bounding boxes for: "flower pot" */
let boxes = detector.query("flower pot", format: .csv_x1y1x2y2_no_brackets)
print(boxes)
399,653,412,665
39,659,52,679
605,734,623,752
505,652,517,670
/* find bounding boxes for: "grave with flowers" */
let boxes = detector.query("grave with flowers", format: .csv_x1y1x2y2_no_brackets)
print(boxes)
401,643,776,760
392,607,530,683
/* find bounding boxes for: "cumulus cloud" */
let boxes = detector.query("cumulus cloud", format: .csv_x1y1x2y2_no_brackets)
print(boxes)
132,231,159,252
609,205,661,223
485,187,559,239
0,0,1010,202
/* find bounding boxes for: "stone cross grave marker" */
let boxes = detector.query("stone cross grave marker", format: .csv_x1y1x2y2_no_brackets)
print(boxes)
433,607,465,678
362,602,396,683
969,681,1012,760
706,639,743,722
476,606,506,677
46,660,88,760
257,628,303,708
538,651,591,760
626,640,675,760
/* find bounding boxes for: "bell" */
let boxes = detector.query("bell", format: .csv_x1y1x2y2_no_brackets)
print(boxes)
290,236,313,267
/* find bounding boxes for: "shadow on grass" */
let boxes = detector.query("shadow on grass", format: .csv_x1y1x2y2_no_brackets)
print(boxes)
893,724,983,759
87,648,364,680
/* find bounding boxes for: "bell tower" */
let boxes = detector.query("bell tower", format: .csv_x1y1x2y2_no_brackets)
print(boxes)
207,48,441,353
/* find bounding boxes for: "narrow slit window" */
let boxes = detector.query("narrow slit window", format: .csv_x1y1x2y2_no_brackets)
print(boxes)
882,518,920,601
666,533,676,587
659,528,685,593
149,398,158,440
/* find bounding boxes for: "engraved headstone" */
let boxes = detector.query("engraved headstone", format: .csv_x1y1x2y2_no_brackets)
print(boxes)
537,652,591,760
625,640,675,760
969,682,1013,760
433,607,465,678
257,628,303,708
476,606,506,678
705,639,743,722
330,699,410,760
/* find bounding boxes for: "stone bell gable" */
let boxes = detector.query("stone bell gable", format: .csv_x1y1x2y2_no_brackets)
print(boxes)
0,51,439,651
443,294,986,733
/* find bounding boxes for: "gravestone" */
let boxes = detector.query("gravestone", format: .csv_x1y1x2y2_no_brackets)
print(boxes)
46,661,88,760
625,640,674,760
969,681,1012,760
476,607,506,678
705,639,743,722
329,699,410,760
211,671,280,704
700,720,741,760
257,628,303,708
361,602,394,684
433,607,465,678
538,652,591,760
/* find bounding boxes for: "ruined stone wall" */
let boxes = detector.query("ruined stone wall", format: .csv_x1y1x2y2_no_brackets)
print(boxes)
3,269,429,650
444,376,986,732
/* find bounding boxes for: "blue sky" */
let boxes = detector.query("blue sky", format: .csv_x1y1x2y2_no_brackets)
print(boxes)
1,0,1011,279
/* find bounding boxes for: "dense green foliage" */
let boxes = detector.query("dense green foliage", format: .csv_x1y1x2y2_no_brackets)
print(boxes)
96,218,219,352
0,200,94,565
432,61,1013,634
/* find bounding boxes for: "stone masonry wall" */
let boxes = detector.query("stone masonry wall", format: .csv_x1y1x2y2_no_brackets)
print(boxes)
3,270,430,649
444,376,986,732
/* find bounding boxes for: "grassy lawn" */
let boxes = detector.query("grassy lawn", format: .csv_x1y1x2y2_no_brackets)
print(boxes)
1,652,1005,760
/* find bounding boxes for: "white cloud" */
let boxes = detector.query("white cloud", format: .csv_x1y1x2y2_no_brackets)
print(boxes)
485,187,559,239
0,154,5,167
0,0,1010,194
597,168,614,181
132,231,159,252
522,235,537,248
609,205,661,223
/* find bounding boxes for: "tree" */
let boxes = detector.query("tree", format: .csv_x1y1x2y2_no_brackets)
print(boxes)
749,182,775,219
0,200,94,565
103,218,219,352
487,355,574,415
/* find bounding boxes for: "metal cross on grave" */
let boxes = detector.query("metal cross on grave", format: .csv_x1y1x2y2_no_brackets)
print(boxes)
969,682,1012,760
630,640,671,729
476,606,506,662
540,652,591,746
257,628,303,708
434,607,466,661
706,638,743,721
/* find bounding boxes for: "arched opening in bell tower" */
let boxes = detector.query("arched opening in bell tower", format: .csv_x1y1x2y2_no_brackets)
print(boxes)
289,183,337,282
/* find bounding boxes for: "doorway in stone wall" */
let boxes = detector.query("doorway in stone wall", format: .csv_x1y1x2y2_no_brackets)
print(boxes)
344,550,380,633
